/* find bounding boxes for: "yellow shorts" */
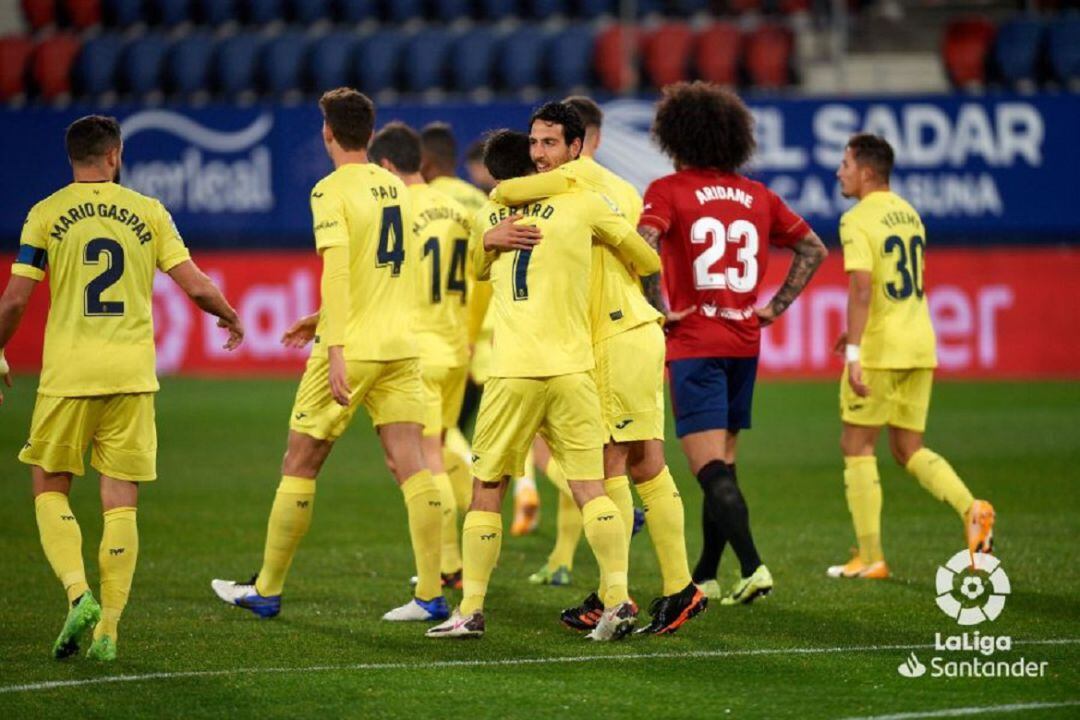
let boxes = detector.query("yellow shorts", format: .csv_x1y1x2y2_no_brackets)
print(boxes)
840,367,934,432
594,322,666,443
289,355,424,441
421,363,468,437
472,373,605,482
18,393,157,481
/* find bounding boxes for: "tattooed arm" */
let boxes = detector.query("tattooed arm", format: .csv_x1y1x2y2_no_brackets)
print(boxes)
755,231,828,327
638,224,697,324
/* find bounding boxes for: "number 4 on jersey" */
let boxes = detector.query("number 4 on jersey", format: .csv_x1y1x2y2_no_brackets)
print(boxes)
376,205,405,276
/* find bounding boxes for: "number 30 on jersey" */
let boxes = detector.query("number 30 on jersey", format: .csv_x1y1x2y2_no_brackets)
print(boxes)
690,217,759,293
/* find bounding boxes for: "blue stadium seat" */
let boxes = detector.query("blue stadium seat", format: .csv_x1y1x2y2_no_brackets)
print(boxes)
434,0,471,23
1048,15,1080,86
196,0,240,25
216,32,264,96
637,0,663,15
546,23,593,90
74,33,125,96
450,27,497,91
994,16,1044,87
386,0,423,24
290,0,332,24
355,30,402,93
673,0,709,14
104,0,144,27
498,27,545,89
478,0,517,21
262,30,309,94
340,0,377,23
151,0,192,26
579,0,616,18
310,31,358,91
167,32,215,96
247,0,284,25
403,28,451,92
120,33,170,95
526,0,567,16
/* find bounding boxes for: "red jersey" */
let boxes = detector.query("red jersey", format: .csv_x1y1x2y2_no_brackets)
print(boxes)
640,168,810,360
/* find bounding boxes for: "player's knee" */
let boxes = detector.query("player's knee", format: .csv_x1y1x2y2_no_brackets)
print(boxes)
100,476,138,510
603,443,629,478
282,433,332,478
628,441,665,483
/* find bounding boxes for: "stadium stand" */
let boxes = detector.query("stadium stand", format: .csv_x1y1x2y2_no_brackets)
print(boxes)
1047,13,1080,88
311,31,358,92
21,0,56,31
216,32,264,97
450,26,498,92
479,0,518,21
387,0,424,24
104,0,143,27
641,21,694,88
0,35,34,101
63,0,103,29
943,15,996,88
404,27,452,93
340,0,378,23
744,24,794,89
993,15,1044,89
547,22,595,90
31,33,81,99
435,0,473,24
168,32,217,98
594,24,635,92
152,0,192,27
196,0,241,26
355,29,403,94
262,30,310,96
248,0,286,26
291,0,334,25
498,26,546,90
119,32,169,97
74,31,124,97
695,22,740,86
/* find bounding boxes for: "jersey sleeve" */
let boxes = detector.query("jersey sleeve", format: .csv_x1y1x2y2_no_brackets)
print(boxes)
311,183,349,251
12,204,48,281
840,213,873,272
767,191,811,248
587,192,661,276
639,179,673,233
154,201,192,272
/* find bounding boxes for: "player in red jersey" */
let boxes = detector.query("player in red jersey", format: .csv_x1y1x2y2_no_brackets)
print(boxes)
639,83,827,604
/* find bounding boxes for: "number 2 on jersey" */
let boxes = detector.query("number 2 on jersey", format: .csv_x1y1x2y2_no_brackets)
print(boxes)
690,217,759,292
84,238,125,316
376,205,405,276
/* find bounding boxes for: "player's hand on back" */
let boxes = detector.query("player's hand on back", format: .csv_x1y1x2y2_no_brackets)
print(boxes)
754,304,779,327
483,216,542,251
327,346,352,406
281,313,319,349
847,360,871,398
664,305,697,325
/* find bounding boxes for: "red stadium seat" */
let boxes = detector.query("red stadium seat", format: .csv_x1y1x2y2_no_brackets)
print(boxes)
31,34,81,99
595,24,637,93
22,0,57,30
779,0,810,14
943,16,996,88
0,36,35,100
729,0,763,14
64,0,103,28
641,22,693,88
744,24,793,88
695,22,740,86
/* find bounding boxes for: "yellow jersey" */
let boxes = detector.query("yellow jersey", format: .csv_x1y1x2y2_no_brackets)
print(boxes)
429,175,488,213
840,190,937,369
491,156,662,344
473,189,659,379
309,163,419,362
408,183,473,367
12,182,191,397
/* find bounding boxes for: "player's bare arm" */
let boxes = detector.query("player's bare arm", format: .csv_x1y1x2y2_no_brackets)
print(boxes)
167,260,245,351
755,231,828,326
0,274,37,405
281,312,320,349
639,224,696,324
842,270,873,397
483,215,542,252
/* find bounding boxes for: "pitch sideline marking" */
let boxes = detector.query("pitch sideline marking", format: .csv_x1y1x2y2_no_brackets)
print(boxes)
1,637,1076,695
840,700,1080,720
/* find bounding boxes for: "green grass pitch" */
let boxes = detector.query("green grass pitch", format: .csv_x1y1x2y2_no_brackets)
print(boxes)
0,378,1077,719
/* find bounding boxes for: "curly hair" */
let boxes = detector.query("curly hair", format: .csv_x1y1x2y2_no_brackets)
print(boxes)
483,129,534,181
528,101,585,147
651,82,755,173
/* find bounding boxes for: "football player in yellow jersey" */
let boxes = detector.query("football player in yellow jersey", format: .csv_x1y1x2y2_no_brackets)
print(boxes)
829,133,996,579
421,122,542,537
0,115,244,661
212,89,448,623
368,121,473,590
489,100,706,634
426,130,660,641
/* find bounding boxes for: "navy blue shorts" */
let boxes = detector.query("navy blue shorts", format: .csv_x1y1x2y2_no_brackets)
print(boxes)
667,357,759,438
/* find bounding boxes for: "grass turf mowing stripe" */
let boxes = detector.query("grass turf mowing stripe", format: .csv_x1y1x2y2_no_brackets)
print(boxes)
3,637,1076,696
840,700,1080,720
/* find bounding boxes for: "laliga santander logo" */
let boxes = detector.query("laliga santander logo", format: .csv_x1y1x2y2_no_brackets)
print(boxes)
935,551,1011,626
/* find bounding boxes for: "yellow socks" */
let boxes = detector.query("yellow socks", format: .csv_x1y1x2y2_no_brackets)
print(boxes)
460,510,502,615
256,476,316,597
636,467,692,595
443,447,473,513
95,507,138,641
906,448,975,518
844,456,884,564
34,492,89,604
401,470,443,601
431,472,462,575
581,496,629,607
599,476,634,598
548,488,582,571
